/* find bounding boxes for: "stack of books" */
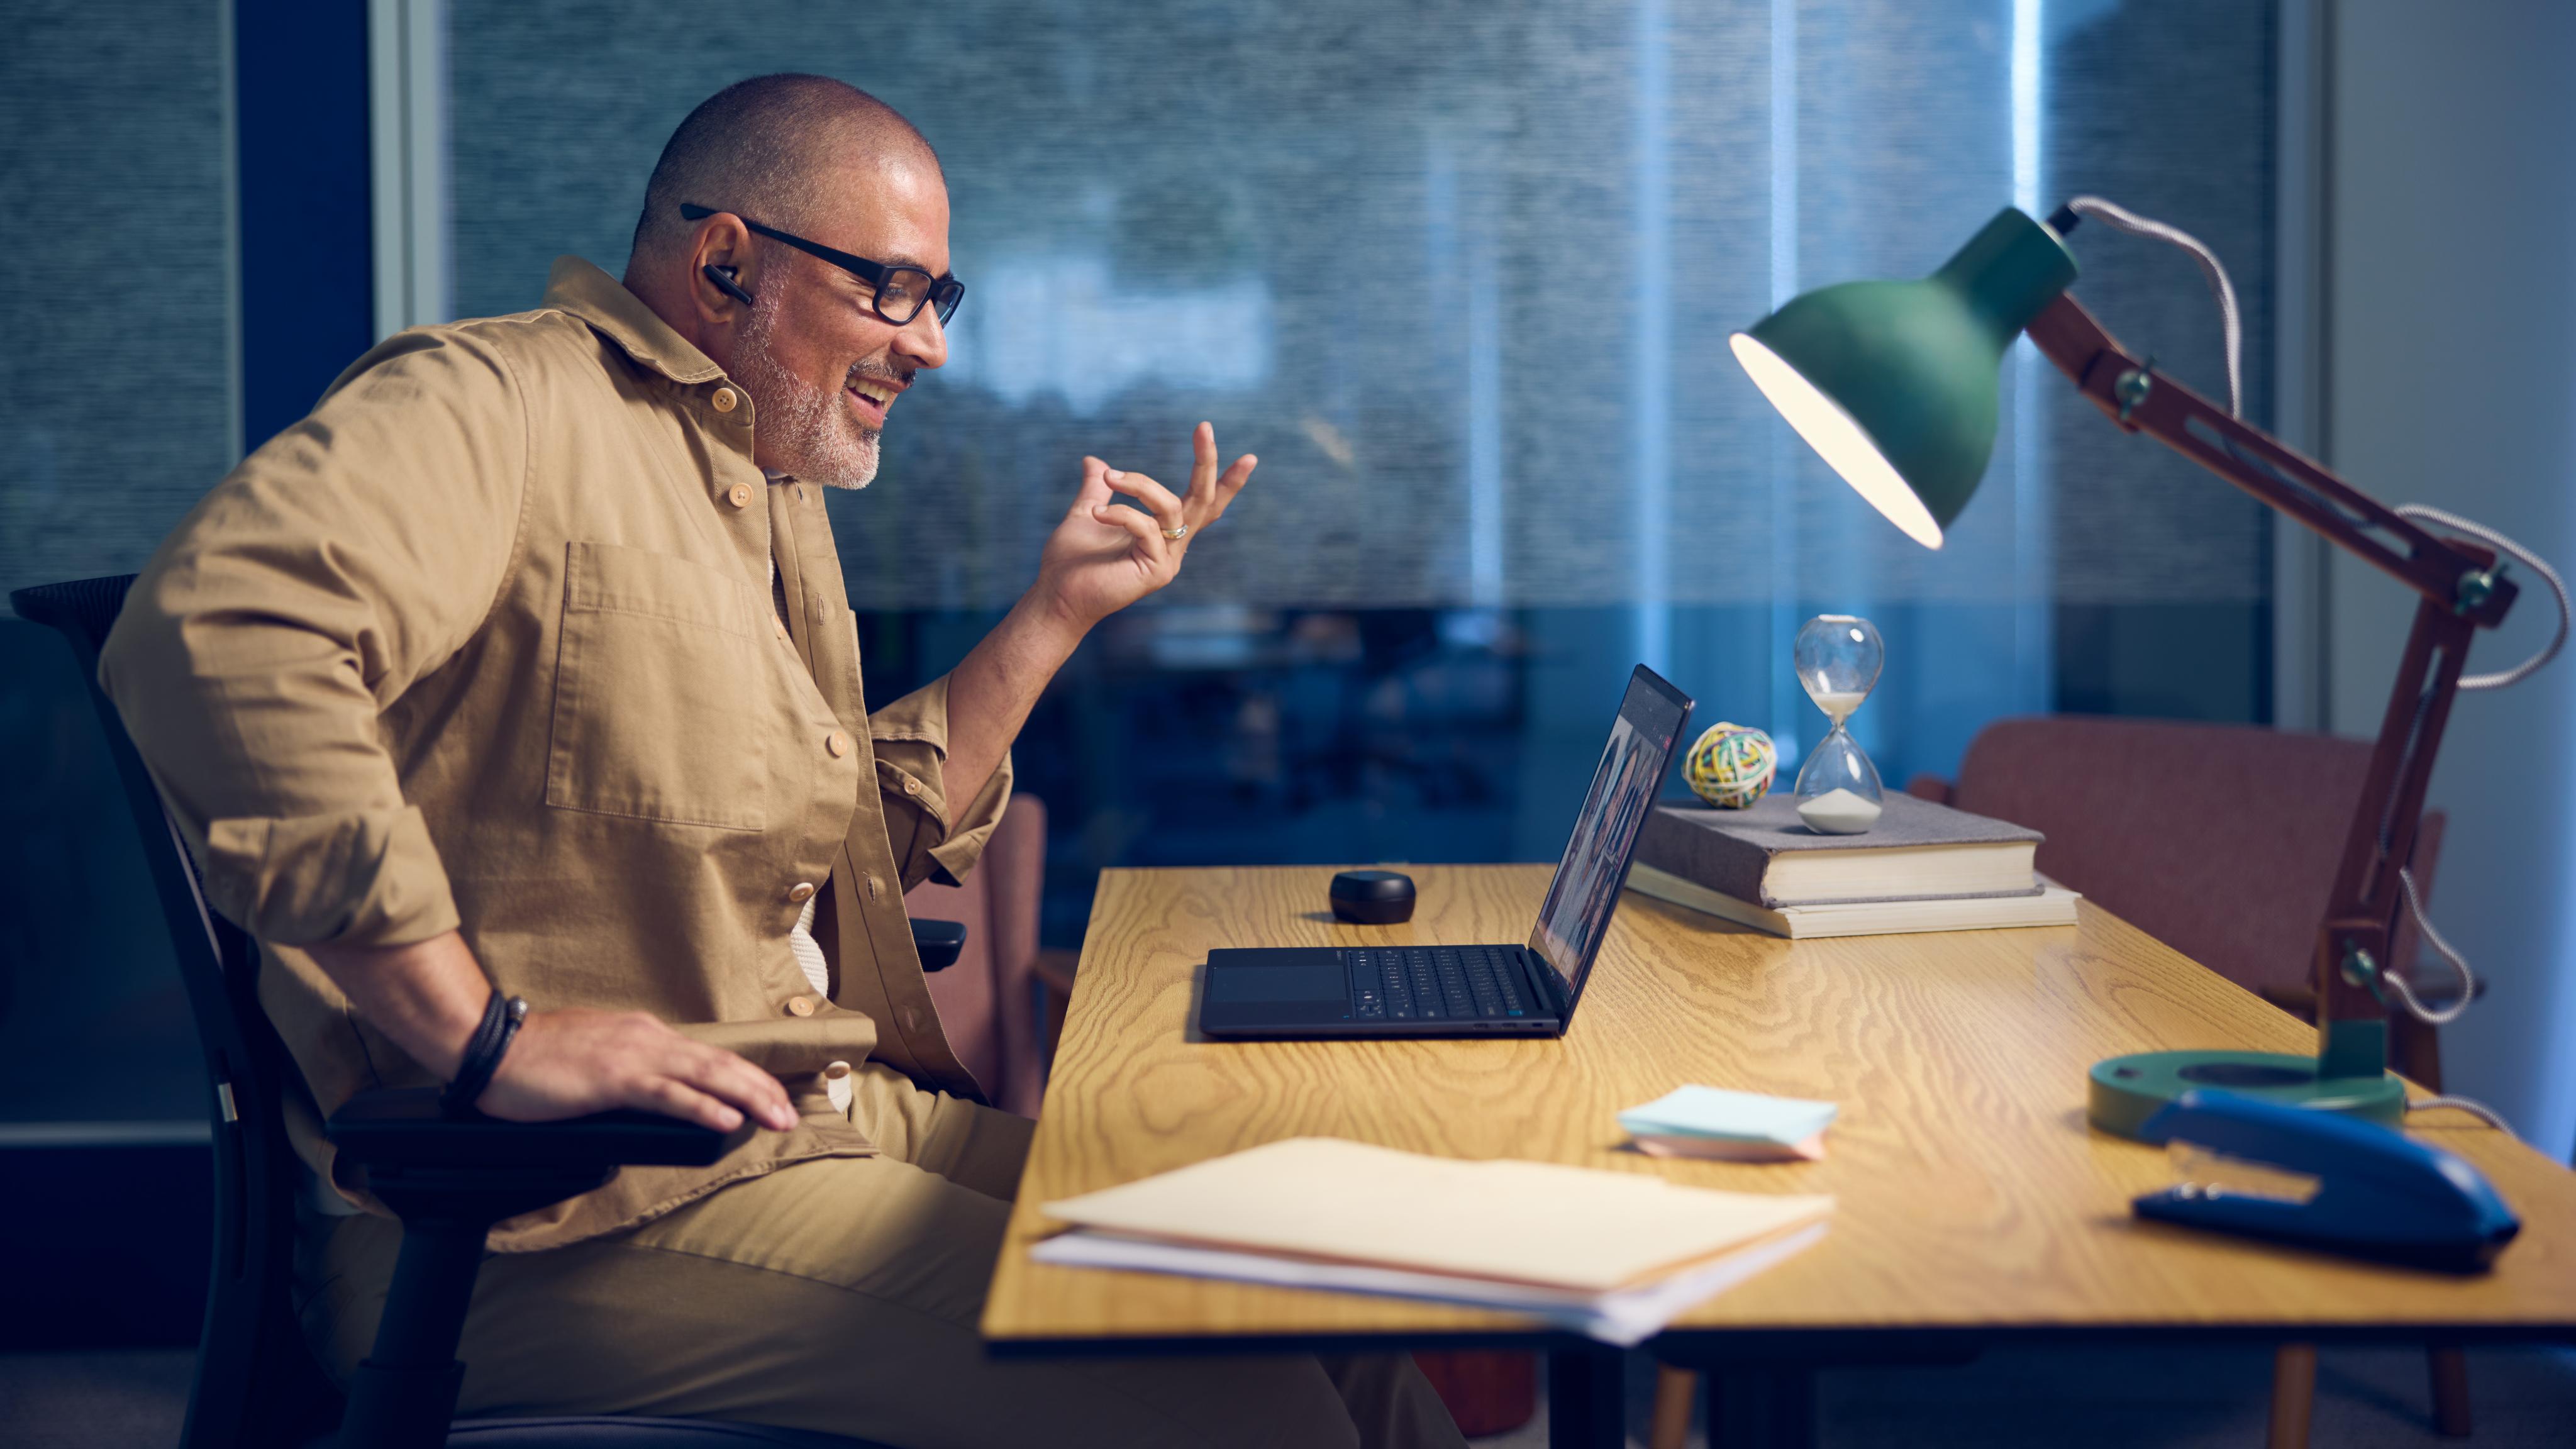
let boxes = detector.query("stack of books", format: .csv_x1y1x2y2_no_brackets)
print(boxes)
1627,791,2079,939
1032,1136,1831,1345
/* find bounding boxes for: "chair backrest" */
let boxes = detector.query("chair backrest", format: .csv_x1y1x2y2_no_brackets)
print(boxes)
1931,716,2443,1002
9,575,341,1449
907,795,1048,1117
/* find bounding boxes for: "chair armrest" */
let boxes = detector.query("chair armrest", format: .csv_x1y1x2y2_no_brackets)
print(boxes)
327,1087,753,1173
325,1089,757,1449
912,918,968,972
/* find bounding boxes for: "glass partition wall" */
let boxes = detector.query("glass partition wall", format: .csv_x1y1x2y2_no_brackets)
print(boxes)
441,0,2276,940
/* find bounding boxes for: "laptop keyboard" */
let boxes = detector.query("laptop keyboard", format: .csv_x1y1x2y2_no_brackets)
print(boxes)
1346,947,1530,1021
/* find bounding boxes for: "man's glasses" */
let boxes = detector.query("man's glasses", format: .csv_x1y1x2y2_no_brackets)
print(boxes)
680,203,965,327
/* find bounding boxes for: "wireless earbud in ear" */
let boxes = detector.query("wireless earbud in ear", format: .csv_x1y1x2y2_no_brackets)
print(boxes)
703,264,756,307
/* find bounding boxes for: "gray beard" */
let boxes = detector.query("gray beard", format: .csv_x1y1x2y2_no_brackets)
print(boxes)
731,287,881,491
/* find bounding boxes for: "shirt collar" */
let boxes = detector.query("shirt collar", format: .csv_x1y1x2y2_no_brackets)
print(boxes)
541,256,728,386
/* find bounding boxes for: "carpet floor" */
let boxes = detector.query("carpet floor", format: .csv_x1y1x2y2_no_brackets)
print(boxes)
6,1341,2573,1447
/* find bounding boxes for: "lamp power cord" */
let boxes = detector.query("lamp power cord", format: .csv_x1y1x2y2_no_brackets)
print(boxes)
2060,196,2245,418
2061,197,2576,1136
2392,503,2571,692
2404,1094,2516,1131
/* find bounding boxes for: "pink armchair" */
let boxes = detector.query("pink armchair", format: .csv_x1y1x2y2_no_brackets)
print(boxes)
906,794,1050,1119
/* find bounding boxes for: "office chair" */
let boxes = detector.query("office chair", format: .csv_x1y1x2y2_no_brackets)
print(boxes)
13,575,909,1449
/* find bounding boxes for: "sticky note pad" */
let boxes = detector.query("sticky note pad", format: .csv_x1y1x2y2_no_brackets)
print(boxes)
1634,1132,1828,1163
1619,1085,1838,1148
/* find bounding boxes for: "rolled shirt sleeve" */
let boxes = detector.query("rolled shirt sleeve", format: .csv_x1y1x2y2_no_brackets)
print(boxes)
98,328,528,949
868,673,1013,890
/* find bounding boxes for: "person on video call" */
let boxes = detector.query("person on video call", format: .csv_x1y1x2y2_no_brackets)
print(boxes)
101,74,1467,1448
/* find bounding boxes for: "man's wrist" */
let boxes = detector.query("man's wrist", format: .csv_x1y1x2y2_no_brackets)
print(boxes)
1016,584,1098,658
441,991,529,1116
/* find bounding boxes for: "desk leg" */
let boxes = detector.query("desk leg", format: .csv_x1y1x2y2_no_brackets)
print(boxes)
1548,1346,1624,1449
1710,1368,1816,1449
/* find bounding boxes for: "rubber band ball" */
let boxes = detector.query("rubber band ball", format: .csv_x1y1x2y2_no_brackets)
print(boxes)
1684,722,1777,809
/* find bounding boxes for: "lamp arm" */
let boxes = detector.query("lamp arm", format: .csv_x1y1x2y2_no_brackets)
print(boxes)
2024,294,2516,623
2023,291,2516,1077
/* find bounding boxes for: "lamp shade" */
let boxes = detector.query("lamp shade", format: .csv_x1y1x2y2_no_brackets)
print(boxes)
1731,206,2078,548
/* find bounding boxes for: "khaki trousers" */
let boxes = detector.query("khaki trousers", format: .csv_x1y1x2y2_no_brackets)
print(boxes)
301,1063,1467,1449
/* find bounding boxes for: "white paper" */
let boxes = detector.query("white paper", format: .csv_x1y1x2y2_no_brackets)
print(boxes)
1041,1136,1831,1292
1029,1221,1829,1347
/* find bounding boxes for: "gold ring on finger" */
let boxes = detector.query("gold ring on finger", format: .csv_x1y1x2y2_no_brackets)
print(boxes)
1162,523,1190,541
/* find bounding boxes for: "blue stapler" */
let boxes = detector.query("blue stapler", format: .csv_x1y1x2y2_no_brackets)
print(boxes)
2131,1091,2519,1273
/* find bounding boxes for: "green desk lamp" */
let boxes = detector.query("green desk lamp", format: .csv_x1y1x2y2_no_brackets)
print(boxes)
1732,201,2540,1138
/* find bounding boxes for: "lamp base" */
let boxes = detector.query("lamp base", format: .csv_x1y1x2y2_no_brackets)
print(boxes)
2086,1050,2408,1141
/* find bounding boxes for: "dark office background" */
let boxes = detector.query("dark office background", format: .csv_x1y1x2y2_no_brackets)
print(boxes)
4,0,2275,1346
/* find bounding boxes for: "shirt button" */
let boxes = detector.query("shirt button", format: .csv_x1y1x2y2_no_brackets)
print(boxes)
824,1060,851,1081
712,386,739,413
902,777,921,797
784,994,817,1018
787,881,816,904
726,482,754,509
899,1005,927,1033
826,730,851,758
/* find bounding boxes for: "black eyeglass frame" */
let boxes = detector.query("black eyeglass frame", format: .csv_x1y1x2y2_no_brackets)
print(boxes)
680,203,965,326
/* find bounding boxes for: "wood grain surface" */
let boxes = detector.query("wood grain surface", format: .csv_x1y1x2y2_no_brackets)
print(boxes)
982,865,2576,1348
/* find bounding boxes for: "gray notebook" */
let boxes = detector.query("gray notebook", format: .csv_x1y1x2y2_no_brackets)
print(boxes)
1633,792,2045,908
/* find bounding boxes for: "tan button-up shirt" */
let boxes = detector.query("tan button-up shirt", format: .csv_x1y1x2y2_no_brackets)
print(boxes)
99,257,1008,1251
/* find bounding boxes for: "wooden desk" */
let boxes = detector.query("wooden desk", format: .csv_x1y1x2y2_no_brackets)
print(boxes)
983,865,2576,1443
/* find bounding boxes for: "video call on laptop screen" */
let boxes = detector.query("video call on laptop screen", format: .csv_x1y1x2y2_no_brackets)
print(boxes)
1528,668,1690,1002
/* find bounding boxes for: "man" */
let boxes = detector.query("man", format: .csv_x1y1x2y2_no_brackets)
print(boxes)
102,74,1466,1448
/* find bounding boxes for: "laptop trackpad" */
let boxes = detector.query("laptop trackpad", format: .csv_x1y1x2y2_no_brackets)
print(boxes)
1208,963,1346,1004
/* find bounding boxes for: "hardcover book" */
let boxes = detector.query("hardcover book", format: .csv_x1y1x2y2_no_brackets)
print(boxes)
1626,862,2079,939
1633,792,2043,908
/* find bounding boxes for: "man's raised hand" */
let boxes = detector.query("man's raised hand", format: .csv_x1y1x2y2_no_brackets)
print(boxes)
1035,421,1256,630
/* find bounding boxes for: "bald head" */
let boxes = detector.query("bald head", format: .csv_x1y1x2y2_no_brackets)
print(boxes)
628,74,939,267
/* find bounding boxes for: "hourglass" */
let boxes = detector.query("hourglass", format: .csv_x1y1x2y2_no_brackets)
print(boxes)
1792,614,1885,833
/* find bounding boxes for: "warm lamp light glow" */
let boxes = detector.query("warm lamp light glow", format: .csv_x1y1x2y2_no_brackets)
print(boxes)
1730,332,1945,549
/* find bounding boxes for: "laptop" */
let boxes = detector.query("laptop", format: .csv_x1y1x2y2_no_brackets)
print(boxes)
1197,664,1694,1040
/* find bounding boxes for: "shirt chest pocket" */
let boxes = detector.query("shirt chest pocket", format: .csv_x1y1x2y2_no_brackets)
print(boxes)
546,541,769,831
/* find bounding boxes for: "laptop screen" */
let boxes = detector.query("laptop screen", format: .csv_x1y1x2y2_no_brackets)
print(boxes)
1527,665,1694,1010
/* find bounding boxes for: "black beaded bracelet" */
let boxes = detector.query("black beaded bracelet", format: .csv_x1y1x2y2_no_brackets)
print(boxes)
441,990,529,1117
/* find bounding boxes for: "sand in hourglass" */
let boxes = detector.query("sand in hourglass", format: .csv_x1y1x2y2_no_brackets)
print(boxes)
1797,787,1882,833
1801,692,1880,830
